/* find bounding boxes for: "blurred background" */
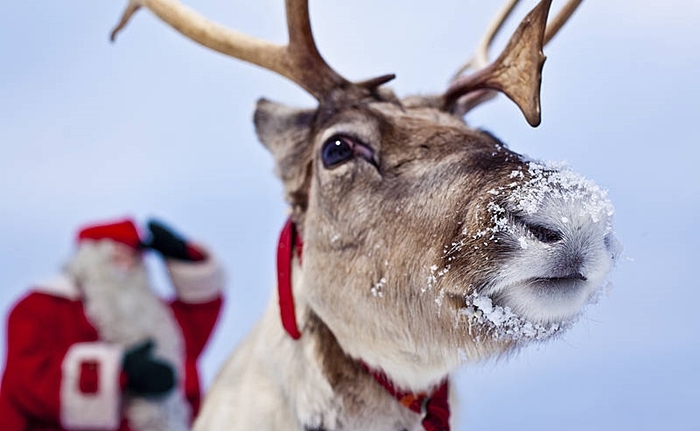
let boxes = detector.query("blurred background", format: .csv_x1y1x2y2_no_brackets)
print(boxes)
1,1,698,430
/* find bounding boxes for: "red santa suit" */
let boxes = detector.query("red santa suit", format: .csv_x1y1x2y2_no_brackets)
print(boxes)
0,219,224,431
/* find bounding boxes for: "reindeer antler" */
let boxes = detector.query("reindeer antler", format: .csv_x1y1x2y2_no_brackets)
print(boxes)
111,0,393,102
443,0,584,126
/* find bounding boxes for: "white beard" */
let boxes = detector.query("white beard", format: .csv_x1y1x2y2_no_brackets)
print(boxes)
66,240,190,431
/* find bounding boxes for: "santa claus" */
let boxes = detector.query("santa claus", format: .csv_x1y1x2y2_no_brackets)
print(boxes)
0,217,225,431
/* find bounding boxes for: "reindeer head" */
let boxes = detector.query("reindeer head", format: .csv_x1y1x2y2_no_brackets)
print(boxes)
112,0,618,390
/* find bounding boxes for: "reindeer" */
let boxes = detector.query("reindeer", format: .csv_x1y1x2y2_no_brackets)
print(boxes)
110,0,618,430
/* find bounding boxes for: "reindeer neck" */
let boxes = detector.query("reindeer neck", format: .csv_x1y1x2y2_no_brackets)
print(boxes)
277,218,451,431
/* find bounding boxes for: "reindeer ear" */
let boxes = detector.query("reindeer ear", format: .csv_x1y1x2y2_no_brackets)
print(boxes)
254,98,315,215
254,98,315,152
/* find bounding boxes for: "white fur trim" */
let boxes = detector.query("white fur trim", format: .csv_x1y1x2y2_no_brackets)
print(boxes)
34,273,81,300
60,342,123,430
167,256,225,303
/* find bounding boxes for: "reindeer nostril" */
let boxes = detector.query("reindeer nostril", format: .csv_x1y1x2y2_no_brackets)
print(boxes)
527,224,562,244
570,272,587,281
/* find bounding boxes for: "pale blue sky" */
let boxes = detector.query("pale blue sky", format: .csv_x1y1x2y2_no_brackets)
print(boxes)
2,1,699,430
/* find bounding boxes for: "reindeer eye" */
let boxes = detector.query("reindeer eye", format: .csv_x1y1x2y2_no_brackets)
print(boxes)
321,136,355,168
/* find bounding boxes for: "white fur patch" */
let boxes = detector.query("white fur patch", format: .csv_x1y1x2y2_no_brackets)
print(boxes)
167,254,225,303
33,273,81,300
60,342,123,430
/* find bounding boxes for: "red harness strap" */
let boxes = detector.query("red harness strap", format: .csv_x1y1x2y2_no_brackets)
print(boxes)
277,218,450,431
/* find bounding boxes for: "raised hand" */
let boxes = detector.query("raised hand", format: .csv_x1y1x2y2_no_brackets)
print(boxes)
144,219,204,262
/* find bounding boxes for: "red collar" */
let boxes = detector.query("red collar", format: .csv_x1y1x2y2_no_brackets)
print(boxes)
362,363,450,431
276,218,450,431
276,217,303,340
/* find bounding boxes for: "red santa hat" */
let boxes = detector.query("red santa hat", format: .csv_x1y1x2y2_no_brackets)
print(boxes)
76,218,142,250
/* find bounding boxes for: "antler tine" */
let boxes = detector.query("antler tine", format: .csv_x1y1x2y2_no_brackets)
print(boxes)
283,0,354,98
447,0,522,119
451,0,522,80
544,0,583,45
110,0,353,101
445,0,585,125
